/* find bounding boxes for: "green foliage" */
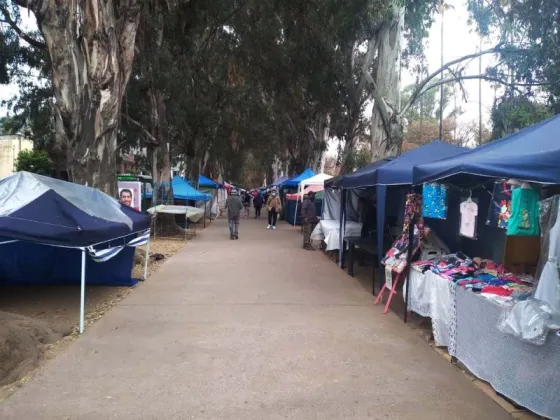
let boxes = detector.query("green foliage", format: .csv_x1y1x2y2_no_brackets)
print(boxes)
467,0,560,112
15,149,51,175
490,95,553,141
0,1,54,148
401,83,452,122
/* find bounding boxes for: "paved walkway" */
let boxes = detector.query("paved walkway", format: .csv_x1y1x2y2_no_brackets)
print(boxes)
1,217,509,420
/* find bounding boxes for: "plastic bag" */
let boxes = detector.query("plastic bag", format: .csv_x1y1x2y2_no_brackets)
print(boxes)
498,299,553,346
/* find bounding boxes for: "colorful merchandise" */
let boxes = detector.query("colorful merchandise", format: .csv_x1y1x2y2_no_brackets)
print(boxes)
486,181,513,229
382,193,424,273
422,183,448,219
507,187,540,236
459,199,478,239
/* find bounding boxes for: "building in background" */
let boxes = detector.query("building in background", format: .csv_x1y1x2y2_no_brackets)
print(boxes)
0,135,33,178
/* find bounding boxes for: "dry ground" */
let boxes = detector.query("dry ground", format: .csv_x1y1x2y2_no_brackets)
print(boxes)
0,237,188,400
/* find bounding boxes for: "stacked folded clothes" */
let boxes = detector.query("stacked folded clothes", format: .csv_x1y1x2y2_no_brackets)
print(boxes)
412,253,534,302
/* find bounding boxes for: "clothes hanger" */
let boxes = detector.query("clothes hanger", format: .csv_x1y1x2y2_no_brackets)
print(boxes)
466,190,473,203
521,182,532,190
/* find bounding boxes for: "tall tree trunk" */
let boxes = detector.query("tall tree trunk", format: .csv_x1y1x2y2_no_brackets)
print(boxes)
371,7,405,159
338,110,361,174
149,90,171,184
23,0,140,195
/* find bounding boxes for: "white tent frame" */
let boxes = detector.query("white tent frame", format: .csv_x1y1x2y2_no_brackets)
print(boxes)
2,230,150,334
294,173,333,225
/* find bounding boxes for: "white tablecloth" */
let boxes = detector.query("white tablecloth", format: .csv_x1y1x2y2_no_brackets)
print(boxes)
404,269,456,350
310,220,363,251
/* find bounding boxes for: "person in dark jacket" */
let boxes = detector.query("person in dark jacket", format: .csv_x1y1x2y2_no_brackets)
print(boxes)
301,191,319,250
225,189,243,240
253,193,264,218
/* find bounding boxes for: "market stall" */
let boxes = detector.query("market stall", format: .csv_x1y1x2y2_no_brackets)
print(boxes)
399,114,560,419
278,169,316,222
339,141,467,293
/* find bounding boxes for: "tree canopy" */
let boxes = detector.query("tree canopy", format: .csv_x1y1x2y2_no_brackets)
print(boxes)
0,0,558,188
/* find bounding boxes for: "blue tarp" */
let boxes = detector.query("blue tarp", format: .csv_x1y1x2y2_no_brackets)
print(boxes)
413,115,560,185
171,176,211,201
198,174,222,189
0,243,137,286
343,141,466,188
271,175,290,187
341,158,395,189
281,169,316,187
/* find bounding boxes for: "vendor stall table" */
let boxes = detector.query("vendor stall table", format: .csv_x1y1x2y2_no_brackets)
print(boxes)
310,220,362,251
404,269,560,419
455,287,560,420
404,268,456,349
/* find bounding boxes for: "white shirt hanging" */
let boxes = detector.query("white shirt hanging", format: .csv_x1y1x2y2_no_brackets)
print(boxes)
460,198,478,239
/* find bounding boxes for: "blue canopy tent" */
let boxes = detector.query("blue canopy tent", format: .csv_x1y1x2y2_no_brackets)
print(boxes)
0,172,151,333
335,158,394,265
373,141,467,287
281,168,316,188
338,141,467,291
413,114,560,186
277,169,316,223
171,176,211,201
197,174,223,189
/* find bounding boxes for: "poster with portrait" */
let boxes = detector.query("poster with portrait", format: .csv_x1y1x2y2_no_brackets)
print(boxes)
118,181,142,211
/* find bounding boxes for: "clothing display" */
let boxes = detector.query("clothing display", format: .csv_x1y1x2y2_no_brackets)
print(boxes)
486,181,513,229
535,195,560,328
459,199,478,239
422,183,448,219
412,254,534,303
382,193,424,273
507,186,540,236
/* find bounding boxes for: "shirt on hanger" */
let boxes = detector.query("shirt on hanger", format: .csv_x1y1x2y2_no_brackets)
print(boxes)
507,187,540,236
460,200,478,238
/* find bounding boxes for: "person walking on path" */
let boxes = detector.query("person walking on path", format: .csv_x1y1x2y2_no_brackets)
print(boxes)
301,191,320,250
253,193,264,219
266,190,282,230
243,192,251,218
225,189,243,240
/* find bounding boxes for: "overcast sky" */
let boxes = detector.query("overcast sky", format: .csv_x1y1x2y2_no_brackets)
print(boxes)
1,1,496,131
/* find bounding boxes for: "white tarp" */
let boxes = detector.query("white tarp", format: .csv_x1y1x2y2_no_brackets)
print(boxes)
147,205,205,222
0,171,133,228
311,219,363,251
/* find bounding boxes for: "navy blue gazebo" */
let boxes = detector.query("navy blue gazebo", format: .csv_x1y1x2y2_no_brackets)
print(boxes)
414,114,560,186
0,172,151,333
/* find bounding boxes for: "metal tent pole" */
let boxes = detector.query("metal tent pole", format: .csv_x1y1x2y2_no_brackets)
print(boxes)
79,249,86,334
144,237,151,280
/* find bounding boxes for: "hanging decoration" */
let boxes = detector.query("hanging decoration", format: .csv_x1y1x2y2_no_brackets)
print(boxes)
382,193,425,273
486,181,513,229
422,183,448,219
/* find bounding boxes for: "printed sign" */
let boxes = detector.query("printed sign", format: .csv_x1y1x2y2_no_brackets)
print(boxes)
118,181,142,211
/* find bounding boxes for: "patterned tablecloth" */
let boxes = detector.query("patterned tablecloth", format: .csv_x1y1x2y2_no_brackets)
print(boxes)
405,269,560,420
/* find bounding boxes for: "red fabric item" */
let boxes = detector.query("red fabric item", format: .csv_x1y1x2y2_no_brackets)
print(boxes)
481,286,513,297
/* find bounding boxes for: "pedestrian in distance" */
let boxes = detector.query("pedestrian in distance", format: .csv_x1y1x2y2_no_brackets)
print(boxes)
253,193,264,219
243,192,251,218
225,189,243,240
266,190,282,230
301,191,320,250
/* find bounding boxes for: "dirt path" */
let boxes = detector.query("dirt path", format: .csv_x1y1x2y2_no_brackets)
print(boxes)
0,217,510,420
